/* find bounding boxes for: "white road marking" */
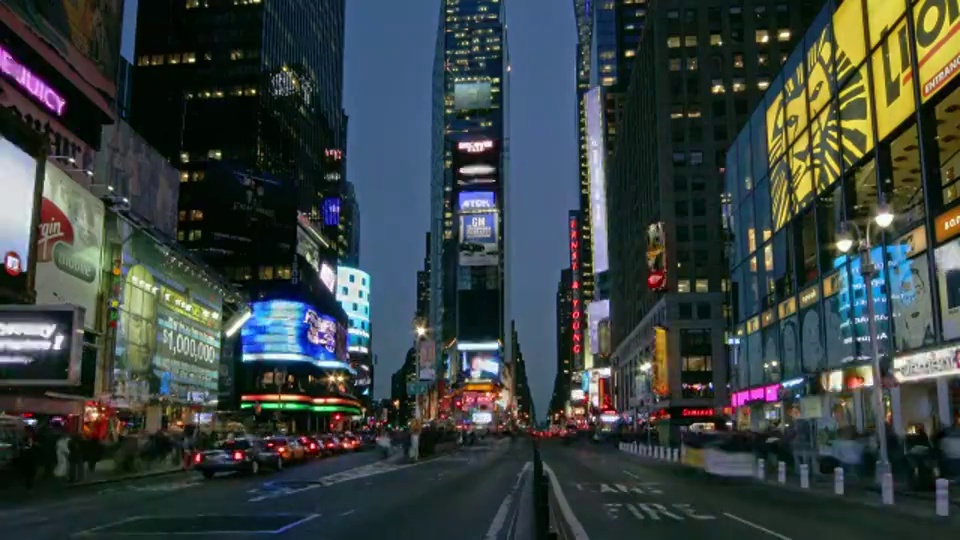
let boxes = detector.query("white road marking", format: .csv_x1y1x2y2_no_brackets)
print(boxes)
724,512,793,540
338,509,356,517
247,460,422,502
72,516,145,537
542,463,591,540
273,513,321,534
484,461,531,540
623,470,641,480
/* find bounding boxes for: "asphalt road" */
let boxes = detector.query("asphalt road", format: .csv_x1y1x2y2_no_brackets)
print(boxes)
1,438,534,539
539,440,959,540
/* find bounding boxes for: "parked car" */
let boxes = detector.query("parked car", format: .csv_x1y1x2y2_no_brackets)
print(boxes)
264,436,307,463
299,436,322,458
319,435,343,456
342,434,361,452
194,437,283,479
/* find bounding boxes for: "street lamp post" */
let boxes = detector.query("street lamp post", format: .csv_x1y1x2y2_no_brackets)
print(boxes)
835,200,895,479
414,325,427,422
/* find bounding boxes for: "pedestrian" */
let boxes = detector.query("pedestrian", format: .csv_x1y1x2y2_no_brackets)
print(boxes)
17,429,38,490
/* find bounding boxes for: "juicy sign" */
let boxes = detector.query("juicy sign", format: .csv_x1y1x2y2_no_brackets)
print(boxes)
0,46,67,116
569,214,582,365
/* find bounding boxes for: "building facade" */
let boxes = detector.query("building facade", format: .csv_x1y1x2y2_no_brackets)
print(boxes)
429,0,511,423
726,0,960,437
551,268,574,417
336,266,373,408
607,0,821,438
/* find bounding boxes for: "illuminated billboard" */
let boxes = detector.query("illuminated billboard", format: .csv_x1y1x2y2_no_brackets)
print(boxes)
653,326,669,396
453,81,492,111
459,212,499,266
241,300,349,370
584,87,609,274
452,140,500,188
335,267,371,355
461,350,501,382
749,0,960,236
0,136,39,285
458,191,496,213
587,300,610,361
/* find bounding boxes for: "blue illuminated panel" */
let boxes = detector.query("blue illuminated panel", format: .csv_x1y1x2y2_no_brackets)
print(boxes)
241,300,348,368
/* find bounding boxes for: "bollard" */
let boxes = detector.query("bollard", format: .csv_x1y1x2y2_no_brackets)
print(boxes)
881,472,894,506
936,478,949,517
800,464,809,489
834,467,844,496
777,461,786,484
757,458,765,481
672,448,679,462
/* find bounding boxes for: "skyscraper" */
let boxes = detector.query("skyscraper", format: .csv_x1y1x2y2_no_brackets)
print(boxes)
130,0,349,268
429,0,511,421
551,268,573,416
606,0,822,424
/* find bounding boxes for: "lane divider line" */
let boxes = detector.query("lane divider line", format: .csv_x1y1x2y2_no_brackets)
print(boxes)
723,512,793,540
542,463,591,540
484,461,532,540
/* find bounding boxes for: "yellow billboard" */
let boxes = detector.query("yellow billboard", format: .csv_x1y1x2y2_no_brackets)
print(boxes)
653,326,669,397
866,1,906,50
872,19,915,142
805,22,835,116
833,0,867,74
914,0,960,102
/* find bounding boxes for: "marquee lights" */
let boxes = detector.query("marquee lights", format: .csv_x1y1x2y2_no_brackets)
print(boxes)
569,214,582,367
0,47,67,116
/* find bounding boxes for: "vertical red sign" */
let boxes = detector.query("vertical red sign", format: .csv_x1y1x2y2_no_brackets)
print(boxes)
569,213,582,369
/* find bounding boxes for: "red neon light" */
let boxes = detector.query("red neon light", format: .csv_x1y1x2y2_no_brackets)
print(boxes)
681,408,715,417
240,394,359,407
569,215,582,363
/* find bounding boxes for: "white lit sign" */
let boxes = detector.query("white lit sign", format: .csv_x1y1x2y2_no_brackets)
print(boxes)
320,263,336,293
0,322,65,354
459,164,496,176
472,411,493,424
457,140,494,153
570,389,586,401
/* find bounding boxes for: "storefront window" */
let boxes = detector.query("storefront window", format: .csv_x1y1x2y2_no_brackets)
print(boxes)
934,237,960,341
795,207,818,287
748,330,763,386
762,324,781,383
882,124,924,234
799,294,824,373
935,89,960,207
816,184,842,274
843,157,878,223
823,270,854,367
779,314,800,379
772,227,795,300
754,176,772,242
888,240,934,352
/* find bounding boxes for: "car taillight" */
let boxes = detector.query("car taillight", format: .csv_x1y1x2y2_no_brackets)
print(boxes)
266,443,274,448
232,451,244,461
194,453,202,463
309,443,317,450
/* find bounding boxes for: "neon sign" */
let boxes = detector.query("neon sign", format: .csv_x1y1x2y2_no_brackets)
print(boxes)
0,47,67,116
457,140,494,153
681,408,715,417
730,383,781,408
569,213,582,366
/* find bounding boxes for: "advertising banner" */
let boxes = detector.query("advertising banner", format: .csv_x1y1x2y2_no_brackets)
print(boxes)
653,326,669,396
457,191,496,213
454,82,492,111
115,228,223,403
0,136,39,284
418,338,436,381
96,120,180,238
241,300,346,369
0,305,83,386
36,166,104,329
459,212,499,266
453,140,500,188
584,87,609,273
462,350,500,382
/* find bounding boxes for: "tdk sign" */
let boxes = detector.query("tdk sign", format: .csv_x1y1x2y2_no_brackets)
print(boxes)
458,191,496,211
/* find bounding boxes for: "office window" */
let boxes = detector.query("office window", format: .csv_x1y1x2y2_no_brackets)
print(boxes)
690,152,704,165
777,29,791,42
668,36,681,48
190,209,204,221
258,266,274,280
687,106,701,118
178,210,187,222
756,30,770,44
710,34,723,46
696,279,709,293
685,36,698,47
207,149,222,160
188,230,202,241
757,78,770,90
732,79,746,92
670,58,682,71
672,152,686,165
733,54,744,68
677,280,691,293
679,303,693,319
670,105,684,119
687,57,698,71
697,302,711,318
711,80,726,94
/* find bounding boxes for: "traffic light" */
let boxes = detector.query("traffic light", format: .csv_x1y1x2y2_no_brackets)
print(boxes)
333,414,341,422
108,299,120,328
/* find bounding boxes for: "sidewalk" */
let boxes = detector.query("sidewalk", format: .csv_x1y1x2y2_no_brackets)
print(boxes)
0,457,186,503
617,443,959,521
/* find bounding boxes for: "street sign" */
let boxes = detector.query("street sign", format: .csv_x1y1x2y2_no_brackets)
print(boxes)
406,382,427,395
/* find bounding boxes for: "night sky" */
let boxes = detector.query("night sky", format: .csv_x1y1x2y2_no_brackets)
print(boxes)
123,0,577,417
